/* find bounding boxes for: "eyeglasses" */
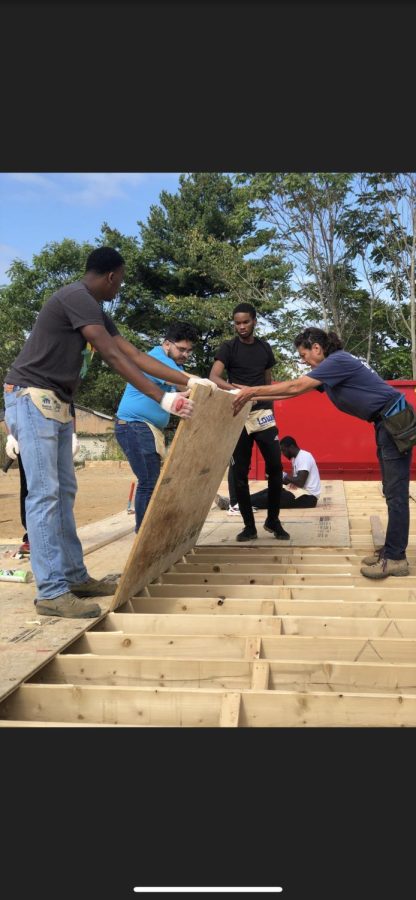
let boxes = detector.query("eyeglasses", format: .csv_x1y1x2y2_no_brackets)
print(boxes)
168,341,194,356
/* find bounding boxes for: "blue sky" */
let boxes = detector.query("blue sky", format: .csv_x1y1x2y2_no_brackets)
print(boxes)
0,172,181,285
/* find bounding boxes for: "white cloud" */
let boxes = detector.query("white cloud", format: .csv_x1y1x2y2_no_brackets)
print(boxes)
9,173,54,188
5,172,158,207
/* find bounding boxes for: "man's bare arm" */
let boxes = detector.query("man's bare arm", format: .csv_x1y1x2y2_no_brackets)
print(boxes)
284,469,309,489
208,359,235,391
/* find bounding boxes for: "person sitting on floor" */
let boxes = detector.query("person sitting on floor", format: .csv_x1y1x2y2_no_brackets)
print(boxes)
215,435,321,511
250,436,321,508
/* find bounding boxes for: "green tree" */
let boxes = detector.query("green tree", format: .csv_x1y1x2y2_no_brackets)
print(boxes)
354,173,416,377
133,172,291,375
0,238,94,388
237,172,355,338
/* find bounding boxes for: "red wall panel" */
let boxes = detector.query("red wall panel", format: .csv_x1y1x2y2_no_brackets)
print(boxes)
249,380,416,480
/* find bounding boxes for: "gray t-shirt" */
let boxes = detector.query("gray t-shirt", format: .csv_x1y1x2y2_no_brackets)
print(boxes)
305,350,400,421
6,281,119,402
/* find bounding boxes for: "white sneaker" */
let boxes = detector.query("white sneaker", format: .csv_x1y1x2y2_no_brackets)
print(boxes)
227,504,241,516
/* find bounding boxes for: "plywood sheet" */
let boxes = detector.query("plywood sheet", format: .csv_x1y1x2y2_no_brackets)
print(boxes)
110,385,250,609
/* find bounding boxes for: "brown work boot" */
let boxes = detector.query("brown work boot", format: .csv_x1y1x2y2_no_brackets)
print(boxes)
360,558,409,579
361,548,385,566
36,591,102,618
69,575,118,597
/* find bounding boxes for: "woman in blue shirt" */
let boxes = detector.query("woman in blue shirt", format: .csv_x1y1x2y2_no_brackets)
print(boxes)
115,322,199,532
232,326,413,580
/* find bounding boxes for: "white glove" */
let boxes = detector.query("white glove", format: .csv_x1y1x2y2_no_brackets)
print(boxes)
160,390,194,419
187,376,219,392
5,434,19,460
72,433,80,458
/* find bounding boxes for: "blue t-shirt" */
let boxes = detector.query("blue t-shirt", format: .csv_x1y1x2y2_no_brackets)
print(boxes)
116,345,184,429
305,350,400,421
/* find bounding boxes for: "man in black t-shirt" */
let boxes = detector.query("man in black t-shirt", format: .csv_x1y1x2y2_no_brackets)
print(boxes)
4,247,217,619
210,302,289,542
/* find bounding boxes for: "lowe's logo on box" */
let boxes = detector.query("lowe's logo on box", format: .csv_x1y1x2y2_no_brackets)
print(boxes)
258,413,274,426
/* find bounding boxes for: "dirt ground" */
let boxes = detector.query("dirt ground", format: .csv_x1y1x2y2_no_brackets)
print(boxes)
0,460,136,542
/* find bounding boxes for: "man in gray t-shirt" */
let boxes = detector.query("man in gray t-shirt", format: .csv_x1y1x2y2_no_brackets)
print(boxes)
4,246,216,619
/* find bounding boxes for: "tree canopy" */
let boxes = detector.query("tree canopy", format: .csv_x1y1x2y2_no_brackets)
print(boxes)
1,171,415,417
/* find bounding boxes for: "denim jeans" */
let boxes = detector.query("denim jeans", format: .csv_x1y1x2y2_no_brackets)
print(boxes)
115,421,161,532
4,387,88,599
375,421,412,559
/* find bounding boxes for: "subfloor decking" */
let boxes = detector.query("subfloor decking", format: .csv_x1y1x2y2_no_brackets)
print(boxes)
2,480,416,726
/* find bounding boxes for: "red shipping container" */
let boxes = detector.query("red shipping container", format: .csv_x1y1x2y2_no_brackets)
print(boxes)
249,380,416,481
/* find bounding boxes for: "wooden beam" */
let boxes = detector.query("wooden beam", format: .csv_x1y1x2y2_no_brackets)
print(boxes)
219,692,241,726
4,683,416,726
70,631,416,664
125,595,416,620
239,690,416,727
370,515,385,550
144,583,416,602
251,661,270,690
28,654,416,695
95,612,283,636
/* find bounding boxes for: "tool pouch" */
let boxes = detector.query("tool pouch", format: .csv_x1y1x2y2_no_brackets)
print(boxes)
245,408,276,434
381,400,416,453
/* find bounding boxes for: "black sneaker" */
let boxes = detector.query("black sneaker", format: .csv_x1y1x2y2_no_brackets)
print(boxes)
236,526,258,542
264,519,282,534
264,518,290,540
273,522,290,540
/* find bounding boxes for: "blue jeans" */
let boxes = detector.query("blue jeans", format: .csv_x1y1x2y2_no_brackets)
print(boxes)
375,421,412,559
4,387,88,599
115,421,161,532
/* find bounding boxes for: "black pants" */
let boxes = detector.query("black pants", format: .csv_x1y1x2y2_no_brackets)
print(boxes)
232,425,282,529
375,421,412,559
228,460,238,507
250,486,318,509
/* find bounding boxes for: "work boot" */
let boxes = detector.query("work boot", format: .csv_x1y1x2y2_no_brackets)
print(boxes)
236,526,258,542
69,575,118,597
264,519,291,540
360,558,409,579
361,547,384,566
214,494,230,510
35,591,102,618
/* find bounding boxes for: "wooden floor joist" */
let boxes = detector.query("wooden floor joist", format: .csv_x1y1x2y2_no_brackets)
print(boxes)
2,465,416,725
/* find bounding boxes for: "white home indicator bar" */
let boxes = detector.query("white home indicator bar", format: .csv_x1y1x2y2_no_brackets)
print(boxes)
133,889,283,894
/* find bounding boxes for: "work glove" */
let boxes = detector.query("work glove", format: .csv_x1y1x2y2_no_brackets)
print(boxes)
5,434,19,459
72,433,80,458
187,375,218,392
160,390,194,419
